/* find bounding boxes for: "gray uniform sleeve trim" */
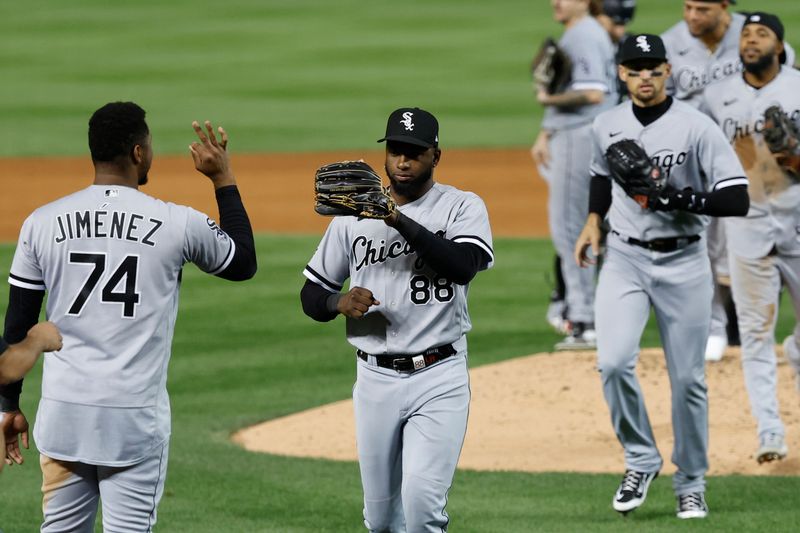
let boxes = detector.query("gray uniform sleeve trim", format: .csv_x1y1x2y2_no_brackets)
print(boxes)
8,273,45,291
207,240,236,276
303,265,342,293
713,177,748,190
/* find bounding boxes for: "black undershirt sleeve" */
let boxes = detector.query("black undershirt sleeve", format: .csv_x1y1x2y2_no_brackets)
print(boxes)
682,183,749,216
589,174,613,218
0,286,45,411
391,212,491,285
214,185,257,281
300,279,340,322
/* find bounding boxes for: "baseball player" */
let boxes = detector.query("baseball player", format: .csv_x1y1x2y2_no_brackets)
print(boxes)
532,0,618,350
0,102,257,531
662,0,797,361
301,107,493,532
702,12,800,463
545,0,637,336
574,35,749,519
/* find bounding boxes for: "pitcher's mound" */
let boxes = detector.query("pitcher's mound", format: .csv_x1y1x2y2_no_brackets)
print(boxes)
233,348,800,476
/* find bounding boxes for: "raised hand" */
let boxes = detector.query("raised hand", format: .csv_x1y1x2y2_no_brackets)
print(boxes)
189,120,236,189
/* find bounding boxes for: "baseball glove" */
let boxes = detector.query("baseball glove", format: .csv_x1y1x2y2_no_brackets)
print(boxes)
605,139,665,209
762,105,800,177
314,160,396,219
531,37,572,95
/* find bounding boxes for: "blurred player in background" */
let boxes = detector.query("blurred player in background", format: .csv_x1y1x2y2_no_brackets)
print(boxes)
532,0,618,350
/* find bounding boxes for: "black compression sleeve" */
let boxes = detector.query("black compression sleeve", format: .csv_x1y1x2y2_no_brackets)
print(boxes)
589,175,613,217
300,279,340,322
683,184,749,216
1,286,44,411
215,185,257,281
391,212,490,285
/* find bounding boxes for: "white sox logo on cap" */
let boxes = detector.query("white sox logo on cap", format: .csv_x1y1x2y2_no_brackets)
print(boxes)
636,35,651,52
401,112,414,131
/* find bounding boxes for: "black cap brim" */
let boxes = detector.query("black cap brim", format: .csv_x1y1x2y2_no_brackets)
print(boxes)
377,135,435,148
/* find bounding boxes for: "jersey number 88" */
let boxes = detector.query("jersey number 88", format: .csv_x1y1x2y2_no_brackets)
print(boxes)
409,274,454,305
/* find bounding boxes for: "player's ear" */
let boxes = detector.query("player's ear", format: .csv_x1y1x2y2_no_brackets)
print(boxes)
432,148,441,167
132,144,144,165
618,65,628,82
776,40,785,60
663,62,672,77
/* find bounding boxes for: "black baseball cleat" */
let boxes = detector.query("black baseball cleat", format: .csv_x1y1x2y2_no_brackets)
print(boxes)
676,492,708,519
612,469,659,514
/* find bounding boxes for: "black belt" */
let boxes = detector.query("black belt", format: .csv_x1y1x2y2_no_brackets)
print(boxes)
613,231,700,253
357,344,457,373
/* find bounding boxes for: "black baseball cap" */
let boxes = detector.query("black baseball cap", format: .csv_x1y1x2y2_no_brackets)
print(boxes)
377,107,439,148
743,12,784,41
603,0,636,25
617,34,668,65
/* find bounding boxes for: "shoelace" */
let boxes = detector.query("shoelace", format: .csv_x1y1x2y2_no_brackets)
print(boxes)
679,493,704,510
621,470,643,493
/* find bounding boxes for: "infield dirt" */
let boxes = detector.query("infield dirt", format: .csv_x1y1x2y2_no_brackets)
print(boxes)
3,149,798,476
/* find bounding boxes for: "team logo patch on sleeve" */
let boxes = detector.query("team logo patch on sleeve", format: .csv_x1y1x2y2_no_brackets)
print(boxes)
206,218,229,241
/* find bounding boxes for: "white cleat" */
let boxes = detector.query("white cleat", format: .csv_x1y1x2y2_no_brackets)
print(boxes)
756,433,788,464
704,335,727,362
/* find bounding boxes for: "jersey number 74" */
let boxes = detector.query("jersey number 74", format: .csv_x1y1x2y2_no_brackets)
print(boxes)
67,252,141,319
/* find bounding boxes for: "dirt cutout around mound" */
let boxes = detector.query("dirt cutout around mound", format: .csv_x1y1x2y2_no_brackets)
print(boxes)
234,348,800,476
3,150,799,476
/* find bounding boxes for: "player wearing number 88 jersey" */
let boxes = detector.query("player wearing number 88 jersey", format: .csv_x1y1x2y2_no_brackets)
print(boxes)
0,102,256,531
301,107,493,531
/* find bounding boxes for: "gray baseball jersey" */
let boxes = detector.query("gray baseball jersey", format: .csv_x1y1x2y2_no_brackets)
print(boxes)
303,182,494,354
541,15,619,131
9,185,234,466
702,66,800,259
590,99,747,241
662,12,796,108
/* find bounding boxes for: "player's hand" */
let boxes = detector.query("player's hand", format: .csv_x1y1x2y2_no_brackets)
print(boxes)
574,214,603,268
531,130,551,169
337,287,380,319
1,410,30,466
536,86,553,106
27,321,63,353
190,120,236,189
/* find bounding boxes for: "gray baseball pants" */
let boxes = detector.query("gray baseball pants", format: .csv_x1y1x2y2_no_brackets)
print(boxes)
729,250,800,439
354,353,469,533
541,124,596,324
40,442,168,532
595,232,711,495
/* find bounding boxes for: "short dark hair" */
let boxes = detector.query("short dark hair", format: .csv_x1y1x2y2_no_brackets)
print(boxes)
88,102,149,162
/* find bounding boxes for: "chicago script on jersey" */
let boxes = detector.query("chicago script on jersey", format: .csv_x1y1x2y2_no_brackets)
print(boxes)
351,230,446,272
352,235,414,272
54,210,163,247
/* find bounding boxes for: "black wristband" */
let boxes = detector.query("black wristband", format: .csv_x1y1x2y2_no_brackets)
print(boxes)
0,380,22,412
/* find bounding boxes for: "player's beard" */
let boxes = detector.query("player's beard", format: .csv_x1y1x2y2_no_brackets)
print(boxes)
138,174,148,186
386,166,434,199
741,51,776,76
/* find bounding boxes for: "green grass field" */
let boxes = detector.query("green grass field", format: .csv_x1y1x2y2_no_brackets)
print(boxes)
1,0,798,157
1,237,798,531
3,0,800,530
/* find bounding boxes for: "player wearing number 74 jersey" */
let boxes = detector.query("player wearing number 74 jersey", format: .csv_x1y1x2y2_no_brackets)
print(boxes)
0,102,256,531
301,107,493,532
